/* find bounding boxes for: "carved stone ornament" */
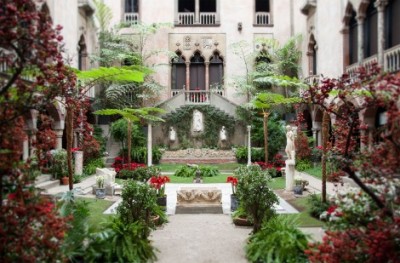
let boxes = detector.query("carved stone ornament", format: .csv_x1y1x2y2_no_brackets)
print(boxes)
177,187,222,205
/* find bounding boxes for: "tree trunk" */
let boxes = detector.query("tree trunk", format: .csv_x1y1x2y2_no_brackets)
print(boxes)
263,112,270,162
66,107,74,191
321,111,330,203
127,119,132,164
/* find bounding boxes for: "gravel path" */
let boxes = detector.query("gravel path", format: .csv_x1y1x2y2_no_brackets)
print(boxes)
151,214,252,263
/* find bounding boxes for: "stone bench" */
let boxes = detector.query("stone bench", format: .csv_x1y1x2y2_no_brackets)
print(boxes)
175,187,223,214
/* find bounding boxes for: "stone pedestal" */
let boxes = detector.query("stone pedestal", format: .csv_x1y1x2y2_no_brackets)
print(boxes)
176,187,223,214
74,151,83,175
285,159,295,191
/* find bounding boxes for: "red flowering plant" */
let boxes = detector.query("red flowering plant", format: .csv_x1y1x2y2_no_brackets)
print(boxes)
226,176,238,195
302,64,400,261
149,172,170,198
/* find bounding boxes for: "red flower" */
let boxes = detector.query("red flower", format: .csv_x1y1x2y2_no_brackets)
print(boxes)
150,175,170,197
327,205,338,215
226,176,238,185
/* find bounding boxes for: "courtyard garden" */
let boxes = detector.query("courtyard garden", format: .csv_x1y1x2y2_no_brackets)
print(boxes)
1,1,400,262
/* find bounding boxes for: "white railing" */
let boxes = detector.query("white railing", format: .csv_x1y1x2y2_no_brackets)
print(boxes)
384,44,400,73
200,12,217,25
185,90,210,104
124,13,139,25
346,55,377,79
304,75,320,85
178,12,194,25
255,12,271,25
363,55,378,71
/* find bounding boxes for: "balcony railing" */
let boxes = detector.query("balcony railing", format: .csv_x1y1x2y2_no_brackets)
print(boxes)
185,90,210,104
124,13,139,25
384,44,400,73
178,13,195,25
177,12,217,25
171,89,184,97
200,12,216,25
255,12,271,25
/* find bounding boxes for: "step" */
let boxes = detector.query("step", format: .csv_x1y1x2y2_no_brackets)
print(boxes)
35,179,60,191
35,174,52,184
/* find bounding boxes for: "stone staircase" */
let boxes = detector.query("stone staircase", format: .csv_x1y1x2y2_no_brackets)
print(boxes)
35,174,60,191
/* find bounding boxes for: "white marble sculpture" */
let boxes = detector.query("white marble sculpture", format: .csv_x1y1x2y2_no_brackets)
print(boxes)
169,126,176,141
193,109,203,132
220,126,227,141
285,125,295,160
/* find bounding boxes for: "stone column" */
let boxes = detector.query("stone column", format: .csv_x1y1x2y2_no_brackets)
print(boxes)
185,62,190,91
376,0,388,67
23,137,29,161
205,62,210,91
357,15,365,64
317,129,322,147
312,128,318,147
285,159,295,191
30,130,37,158
147,123,153,166
360,129,367,151
195,0,200,24
74,151,83,175
54,129,63,150
247,125,251,166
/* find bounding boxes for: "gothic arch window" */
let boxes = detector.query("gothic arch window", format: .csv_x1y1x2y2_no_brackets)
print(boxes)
308,34,317,75
189,51,205,90
78,35,87,70
209,51,224,89
171,52,186,90
385,0,400,48
349,9,358,65
364,1,378,58
255,0,271,25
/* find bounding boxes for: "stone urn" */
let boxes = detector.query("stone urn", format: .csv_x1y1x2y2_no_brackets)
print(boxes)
230,194,239,212
95,188,106,199
157,195,167,211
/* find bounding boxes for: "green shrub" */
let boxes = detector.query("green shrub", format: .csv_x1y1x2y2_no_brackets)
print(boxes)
173,165,220,177
119,166,159,182
73,174,84,184
246,216,309,263
117,180,164,236
236,165,279,233
83,157,105,176
119,147,163,164
235,147,265,163
50,149,67,179
111,118,146,147
307,194,331,219
296,159,312,171
93,125,107,154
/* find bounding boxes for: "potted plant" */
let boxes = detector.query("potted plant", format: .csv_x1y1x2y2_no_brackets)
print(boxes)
294,175,309,195
95,175,105,199
226,176,239,212
149,174,170,211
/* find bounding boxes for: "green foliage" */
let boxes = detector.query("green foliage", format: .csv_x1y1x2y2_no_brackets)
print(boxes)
235,147,265,163
101,217,157,263
118,166,158,181
173,165,220,178
111,119,146,147
93,0,113,32
164,105,235,148
236,165,279,233
117,180,162,235
83,157,105,176
246,216,309,263
50,149,68,179
296,159,312,171
93,125,107,155
131,146,162,164
73,174,84,184
95,107,165,123
307,194,331,219
76,66,145,84
253,92,301,111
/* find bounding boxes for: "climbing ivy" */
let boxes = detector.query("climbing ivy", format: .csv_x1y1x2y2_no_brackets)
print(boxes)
164,105,236,148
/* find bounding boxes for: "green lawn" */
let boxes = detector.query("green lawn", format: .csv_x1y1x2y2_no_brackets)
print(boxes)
76,197,114,229
302,164,322,179
283,195,325,227
155,163,242,173
269,177,285,190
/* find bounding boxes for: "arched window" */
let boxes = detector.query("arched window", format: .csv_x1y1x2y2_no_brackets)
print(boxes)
171,52,186,91
78,35,87,70
255,0,271,25
125,0,139,13
349,10,358,64
209,52,224,89
364,2,378,58
385,0,400,48
308,35,317,75
189,52,205,90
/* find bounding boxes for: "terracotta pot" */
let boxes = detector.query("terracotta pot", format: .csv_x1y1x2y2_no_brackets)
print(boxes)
233,216,253,227
61,176,69,185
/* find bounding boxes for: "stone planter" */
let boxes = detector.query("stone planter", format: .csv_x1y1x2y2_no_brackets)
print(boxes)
230,194,239,212
233,216,253,227
293,185,303,195
95,188,106,199
61,176,69,185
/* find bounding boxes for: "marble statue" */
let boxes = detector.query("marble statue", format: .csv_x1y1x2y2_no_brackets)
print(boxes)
285,125,295,160
220,126,227,141
193,109,203,132
169,127,176,141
